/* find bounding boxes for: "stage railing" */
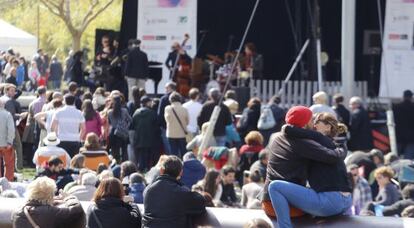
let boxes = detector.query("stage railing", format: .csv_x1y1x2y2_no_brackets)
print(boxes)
249,80,368,108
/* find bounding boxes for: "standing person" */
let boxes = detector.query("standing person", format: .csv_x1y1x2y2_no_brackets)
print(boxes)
64,50,74,82
125,39,149,101
348,96,373,151
1,84,23,170
333,93,350,127
237,97,261,140
244,43,263,79
16,58,25,88
108,95,132,163
51,94,85,157
309,91,336,116
183,88,202,137
48,55,63,89
165,92,189,158
158,82,177,154
198,88,233,146
80,99,103,141
68,82,82,110
127,86,146,117
34,49,45,76
260,95,286,146
393,90,414,159
132,96,158,171
143,155,206,227
0,98,15,181
69,51,85,86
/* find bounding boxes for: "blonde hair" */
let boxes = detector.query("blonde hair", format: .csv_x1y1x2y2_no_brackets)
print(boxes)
374,166,395,179
312,91,328,104
245,131,264,146
26,177,56,205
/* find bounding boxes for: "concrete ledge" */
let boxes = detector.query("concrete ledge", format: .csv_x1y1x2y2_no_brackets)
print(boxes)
1,198,414,227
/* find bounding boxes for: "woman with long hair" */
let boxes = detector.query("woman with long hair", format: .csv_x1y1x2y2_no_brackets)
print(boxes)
268,113,352,228
81,99,103,141
87,177,141,228
108,95,132,163
198,169,222,206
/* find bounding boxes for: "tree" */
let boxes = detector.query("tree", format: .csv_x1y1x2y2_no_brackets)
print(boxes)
39,0,115,51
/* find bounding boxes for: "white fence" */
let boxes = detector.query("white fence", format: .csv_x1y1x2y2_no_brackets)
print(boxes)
249,80,368,108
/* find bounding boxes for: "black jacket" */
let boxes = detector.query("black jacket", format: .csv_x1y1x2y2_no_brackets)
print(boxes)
125,47,149,79
143,175,206,228
262,125,347,201
334,104,351,127
393,100,414,143
284,126,352,193
348,107,373,151
197,101,232,137
49,61,63,81
383,199,414,216
237,104,261,139
87,197,141,228
132,107,159,148
157,92,171,128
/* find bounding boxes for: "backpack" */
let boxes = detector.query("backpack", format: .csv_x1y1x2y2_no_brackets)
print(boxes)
257,105,276,130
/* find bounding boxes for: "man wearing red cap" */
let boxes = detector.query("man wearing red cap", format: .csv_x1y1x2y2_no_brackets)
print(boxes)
261,106,347,219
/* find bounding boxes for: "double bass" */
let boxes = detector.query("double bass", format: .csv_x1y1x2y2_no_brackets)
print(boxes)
171,34,192,97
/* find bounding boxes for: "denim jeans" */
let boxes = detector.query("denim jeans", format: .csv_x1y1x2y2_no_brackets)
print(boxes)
268,180,352,228
168,138,187,159
215,136,227,147
160,128,171,155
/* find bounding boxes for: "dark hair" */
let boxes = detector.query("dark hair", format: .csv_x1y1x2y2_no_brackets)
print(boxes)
82,99,97,121
120,161,138,180
203,170,220,197
68,82,78,93
169,92,182,103
225,90,237,100
270,95,281,105
402,184,414,200
48,156,63,167
53,99,63,109
83,92,93,101
93,177,124,202
333,94,344,104
245,42,257,54
132,86,140,105
165,82,177,91
46,91,54,103
64,94,76,106
250,170,261,183
37,86,46,95
162,155,183,178
189,88,200,100
222,166,236,176
111,96,122,118
247,97,261,109
130,172,145,184
97,163,108,175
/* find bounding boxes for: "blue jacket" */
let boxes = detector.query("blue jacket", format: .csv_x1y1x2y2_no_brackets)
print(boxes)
181,159,206,189
129,183,145,204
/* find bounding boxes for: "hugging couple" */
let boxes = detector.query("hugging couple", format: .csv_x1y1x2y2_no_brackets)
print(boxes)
262,106,352,228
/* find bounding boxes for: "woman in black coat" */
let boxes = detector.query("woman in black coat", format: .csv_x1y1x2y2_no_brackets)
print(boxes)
70,51,85,86
237,97,261,140
87,177,141,228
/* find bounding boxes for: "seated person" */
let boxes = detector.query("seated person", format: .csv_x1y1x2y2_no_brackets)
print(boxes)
373,166,401,207
181,152,206,189
36,156,79,190
186,122,216,152
220,166,239,207
241,169,263,209
249,149,269,181
129,172,146,204
196,169,222,206
365,184,414,216
32,132,71,171
0,177,27,197
237,131,264,184
143,155,206,227
80,132,110,171
66,172,98,201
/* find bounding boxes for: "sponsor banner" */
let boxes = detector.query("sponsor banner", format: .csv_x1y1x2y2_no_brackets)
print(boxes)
137,0,197,94
380,0,414,97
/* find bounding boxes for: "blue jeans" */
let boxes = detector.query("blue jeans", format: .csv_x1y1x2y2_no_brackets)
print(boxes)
268,180,352,228
215,136,227,147
160,128,171,155
168,138,187,158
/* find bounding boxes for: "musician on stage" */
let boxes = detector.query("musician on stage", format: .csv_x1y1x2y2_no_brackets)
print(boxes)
165,42,191,80
125,39,149,101
243,42,263,79
96,35,114,66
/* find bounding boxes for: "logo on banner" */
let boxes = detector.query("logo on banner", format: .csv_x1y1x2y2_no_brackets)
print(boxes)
178,16,188,24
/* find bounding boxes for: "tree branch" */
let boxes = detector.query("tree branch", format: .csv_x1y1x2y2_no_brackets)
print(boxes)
81,0,114,32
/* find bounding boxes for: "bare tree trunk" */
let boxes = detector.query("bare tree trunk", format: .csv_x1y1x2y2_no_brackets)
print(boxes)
72,32,82,51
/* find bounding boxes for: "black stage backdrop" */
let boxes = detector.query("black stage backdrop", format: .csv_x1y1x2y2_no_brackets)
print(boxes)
120,0,384,88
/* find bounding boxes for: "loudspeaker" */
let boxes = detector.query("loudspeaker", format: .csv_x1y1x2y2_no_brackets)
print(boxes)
234,87,250,112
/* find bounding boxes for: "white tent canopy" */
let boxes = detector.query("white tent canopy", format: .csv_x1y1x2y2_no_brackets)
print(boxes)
0,19,37,59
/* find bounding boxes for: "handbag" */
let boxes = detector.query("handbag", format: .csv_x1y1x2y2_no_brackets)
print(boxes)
171,108,192,142
23,206,40,228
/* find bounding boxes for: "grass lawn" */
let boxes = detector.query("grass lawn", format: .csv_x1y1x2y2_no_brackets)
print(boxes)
20,168,36,181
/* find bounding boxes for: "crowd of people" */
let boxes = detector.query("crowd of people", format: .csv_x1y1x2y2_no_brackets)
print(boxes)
1,46,414,228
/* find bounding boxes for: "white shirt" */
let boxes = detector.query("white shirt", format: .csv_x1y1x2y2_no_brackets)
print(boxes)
32,145,71,170
45,109,56,134
183,100,202,133
52,105,85,142
309,104,337,117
